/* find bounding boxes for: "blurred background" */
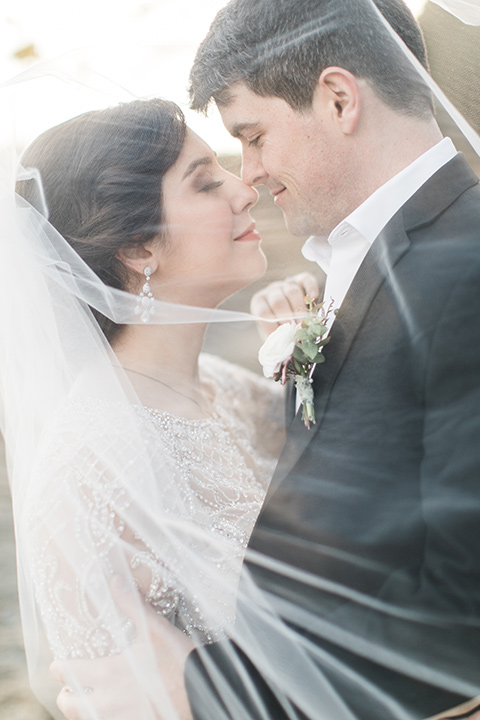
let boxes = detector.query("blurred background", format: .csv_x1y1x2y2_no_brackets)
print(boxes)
1,0,479,717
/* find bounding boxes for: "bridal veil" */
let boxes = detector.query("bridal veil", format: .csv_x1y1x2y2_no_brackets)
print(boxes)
1,1,480,718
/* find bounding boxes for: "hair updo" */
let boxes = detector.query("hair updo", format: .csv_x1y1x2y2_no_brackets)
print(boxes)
16,98,187,342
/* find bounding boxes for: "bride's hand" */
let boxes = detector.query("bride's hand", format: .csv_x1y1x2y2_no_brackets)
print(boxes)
250,272,320,341
50,576,194,720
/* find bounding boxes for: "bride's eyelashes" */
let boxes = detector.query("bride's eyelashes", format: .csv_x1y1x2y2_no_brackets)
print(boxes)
197,179,224,193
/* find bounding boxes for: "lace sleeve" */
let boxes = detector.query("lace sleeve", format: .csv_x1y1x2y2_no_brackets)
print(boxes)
27,410,183,660
28,441,131,659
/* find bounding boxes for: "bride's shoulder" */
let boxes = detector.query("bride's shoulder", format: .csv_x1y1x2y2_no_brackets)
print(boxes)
38,395,142,465
54,395,133,432
199,353,285,445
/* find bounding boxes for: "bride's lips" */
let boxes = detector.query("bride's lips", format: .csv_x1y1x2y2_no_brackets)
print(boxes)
234,223,261,242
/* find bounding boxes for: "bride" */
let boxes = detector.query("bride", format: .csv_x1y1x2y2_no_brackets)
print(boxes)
6,96,290,719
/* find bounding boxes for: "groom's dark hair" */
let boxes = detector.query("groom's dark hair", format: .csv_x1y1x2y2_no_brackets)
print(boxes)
189,0,432,118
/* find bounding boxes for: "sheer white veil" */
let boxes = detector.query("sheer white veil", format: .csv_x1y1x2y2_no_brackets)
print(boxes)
431,0,480,25
1,1,480,719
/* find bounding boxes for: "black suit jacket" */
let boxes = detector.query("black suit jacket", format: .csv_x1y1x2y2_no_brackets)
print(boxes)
186,154,480,720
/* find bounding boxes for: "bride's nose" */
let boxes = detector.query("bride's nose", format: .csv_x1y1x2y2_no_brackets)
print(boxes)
230,177,259,214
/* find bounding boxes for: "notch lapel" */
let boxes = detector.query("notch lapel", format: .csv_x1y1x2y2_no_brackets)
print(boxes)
270,213,411,487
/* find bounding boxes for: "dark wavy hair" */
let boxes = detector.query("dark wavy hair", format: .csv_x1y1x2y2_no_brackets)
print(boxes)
16,98,187,342
189,0,432,118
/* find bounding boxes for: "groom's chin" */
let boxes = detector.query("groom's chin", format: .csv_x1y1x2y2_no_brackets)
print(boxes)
281,209,317,239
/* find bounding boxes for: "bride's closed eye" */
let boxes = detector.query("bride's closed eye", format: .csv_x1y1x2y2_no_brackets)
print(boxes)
198,179,224,193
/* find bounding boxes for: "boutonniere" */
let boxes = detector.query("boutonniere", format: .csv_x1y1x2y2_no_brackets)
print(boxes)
258,297,334,429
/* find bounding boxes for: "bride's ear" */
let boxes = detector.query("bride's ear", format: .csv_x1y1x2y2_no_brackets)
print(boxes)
116,243,158,277
313,67,361,135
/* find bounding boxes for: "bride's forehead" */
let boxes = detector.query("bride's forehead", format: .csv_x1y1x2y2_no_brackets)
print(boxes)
165,129,216,181
181,129,214,159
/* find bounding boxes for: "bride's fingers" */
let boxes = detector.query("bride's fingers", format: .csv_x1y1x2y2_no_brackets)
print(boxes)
56,686,92,720
109,574,194,715
57,686,130,720
51,660,97,720
251,284,294,319
280,282,308,316
55,661,159,720
291,271,320,301
250,295,282,341
56,687,74,719
251,272,321,340
252,273,320,320
251,282,303,323
49,660,63,683
51,579,193,720
50,658,98,689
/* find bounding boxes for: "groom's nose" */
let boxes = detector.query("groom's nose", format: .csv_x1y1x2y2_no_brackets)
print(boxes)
241,148,267,187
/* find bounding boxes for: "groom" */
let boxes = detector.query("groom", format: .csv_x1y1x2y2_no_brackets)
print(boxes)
185,0,480,718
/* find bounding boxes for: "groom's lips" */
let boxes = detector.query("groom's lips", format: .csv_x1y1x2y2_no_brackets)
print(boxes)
234,223,260,242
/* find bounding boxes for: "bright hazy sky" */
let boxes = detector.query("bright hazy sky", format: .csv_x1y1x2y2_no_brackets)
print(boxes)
1,0,427,153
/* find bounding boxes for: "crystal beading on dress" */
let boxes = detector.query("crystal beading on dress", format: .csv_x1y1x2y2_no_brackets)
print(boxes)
28,354,284,657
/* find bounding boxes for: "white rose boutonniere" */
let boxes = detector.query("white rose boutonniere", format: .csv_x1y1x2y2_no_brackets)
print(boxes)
258,321,298,379
258,297,334,429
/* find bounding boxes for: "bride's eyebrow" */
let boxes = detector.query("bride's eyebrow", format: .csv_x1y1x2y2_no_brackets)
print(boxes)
182,155,216,181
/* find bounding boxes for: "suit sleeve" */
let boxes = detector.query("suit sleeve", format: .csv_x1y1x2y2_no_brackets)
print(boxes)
185,641,292,720
377,262,480,691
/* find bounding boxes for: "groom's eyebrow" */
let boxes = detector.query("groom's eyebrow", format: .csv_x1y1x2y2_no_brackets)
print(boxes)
230,122,259,139
182,155,216,181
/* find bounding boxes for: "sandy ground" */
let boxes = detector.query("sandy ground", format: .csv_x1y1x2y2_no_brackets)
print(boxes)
0,439,52,720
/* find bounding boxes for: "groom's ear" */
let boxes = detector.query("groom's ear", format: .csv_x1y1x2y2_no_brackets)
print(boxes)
313,67,361,135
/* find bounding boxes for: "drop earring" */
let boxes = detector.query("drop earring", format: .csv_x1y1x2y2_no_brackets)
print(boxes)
135,266,154,323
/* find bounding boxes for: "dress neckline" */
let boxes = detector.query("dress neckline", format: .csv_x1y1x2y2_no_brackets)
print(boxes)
140,403,221,426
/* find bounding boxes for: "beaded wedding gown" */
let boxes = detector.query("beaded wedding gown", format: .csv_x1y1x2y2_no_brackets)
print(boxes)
27,353,284,659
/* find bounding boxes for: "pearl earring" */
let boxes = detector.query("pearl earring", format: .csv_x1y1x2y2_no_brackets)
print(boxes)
135,266,154,323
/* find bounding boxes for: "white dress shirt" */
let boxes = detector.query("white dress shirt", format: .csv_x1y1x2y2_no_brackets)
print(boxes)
302,137,457,318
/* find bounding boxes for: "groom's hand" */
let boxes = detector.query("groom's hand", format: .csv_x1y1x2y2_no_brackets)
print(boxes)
50,576,194,720
251,272,320,340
